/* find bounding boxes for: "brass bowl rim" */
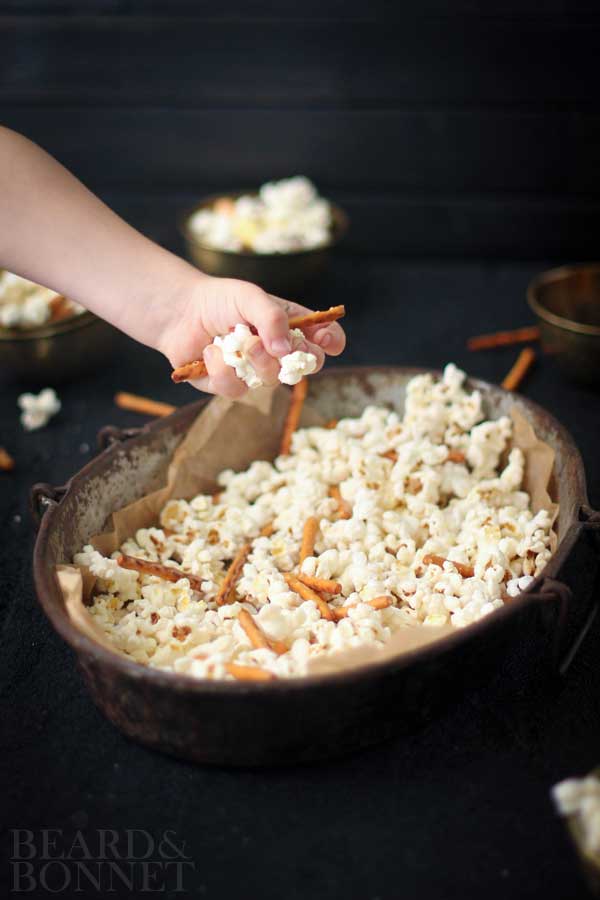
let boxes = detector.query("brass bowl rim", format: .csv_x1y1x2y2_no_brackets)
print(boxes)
178,190,349,259
0,308,99,343
527,263,600,338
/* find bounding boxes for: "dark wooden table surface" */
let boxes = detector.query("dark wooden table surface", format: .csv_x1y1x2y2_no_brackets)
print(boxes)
1,256,599,899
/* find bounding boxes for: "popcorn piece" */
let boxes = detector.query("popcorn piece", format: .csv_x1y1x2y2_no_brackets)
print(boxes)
553,774,600,856
18,388,61,431
213,323,317,389
77,365,555,681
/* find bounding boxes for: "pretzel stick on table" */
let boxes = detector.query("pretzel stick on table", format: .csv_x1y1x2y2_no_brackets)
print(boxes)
467,325,540,351
279,377,308,455
422,554,474,579
115,392,176,417
296,573,342,595
332,595,394,620
116,554,205,592
216,542,251,606
225,662,276,682
501,347,536,392
284,573,335,621
299,516,318,564
0,447,15,471
329,484,352,520
238,609,287,655
171,306,346,384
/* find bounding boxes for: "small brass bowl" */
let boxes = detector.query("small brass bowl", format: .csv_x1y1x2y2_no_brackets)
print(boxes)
528,264,600,386
0,310,117,385
180,192,349,297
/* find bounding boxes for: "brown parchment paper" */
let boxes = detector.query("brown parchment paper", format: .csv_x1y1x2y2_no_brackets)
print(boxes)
57,391,559,675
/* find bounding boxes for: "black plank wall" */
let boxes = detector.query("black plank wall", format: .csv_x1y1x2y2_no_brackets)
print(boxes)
1,1,600,257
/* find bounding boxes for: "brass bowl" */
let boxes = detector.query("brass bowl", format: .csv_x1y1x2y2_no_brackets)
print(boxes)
180,192,349,297
0,310,117,384
527,264,600,386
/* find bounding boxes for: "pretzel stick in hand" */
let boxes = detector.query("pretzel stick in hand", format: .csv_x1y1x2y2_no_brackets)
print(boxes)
216,543,251,606
280,378,308,455
116,554,205,592
171,306,346,384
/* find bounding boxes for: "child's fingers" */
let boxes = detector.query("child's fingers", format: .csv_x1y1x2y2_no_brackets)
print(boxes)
268,295,346,356
202,344,248,399
237,290,292,358
245,336,281,385
297,338,325,373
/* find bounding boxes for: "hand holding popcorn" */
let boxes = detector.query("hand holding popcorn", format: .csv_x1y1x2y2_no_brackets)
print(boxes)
160,279,346,398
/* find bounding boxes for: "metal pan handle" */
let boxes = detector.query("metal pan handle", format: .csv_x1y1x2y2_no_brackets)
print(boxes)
30,482,68,529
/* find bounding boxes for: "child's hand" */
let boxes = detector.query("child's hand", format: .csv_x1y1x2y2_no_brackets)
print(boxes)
159,276,346,398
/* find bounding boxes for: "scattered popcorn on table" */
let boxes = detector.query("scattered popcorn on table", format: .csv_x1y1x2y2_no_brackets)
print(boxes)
0,271,83,330
75,365,554,681
18,388,61,431
213,323,317,387
188,176,333,254
553,774,600,856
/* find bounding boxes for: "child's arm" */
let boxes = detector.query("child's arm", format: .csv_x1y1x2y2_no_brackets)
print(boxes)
0,127,345,397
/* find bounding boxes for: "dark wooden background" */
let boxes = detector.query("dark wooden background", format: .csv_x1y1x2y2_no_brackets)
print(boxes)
1,1,600,257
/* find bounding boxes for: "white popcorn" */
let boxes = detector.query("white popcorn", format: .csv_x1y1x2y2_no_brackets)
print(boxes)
18,387,61,431
211,323,317,389
0,270,82,330
188,176,333,254
553,774,600,856
77,365,554,681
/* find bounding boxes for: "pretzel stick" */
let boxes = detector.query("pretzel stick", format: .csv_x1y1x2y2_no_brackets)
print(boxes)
446,450,466,463
299,516,318,563
216,543,251,606
279,377,308,455
329,484,352,520
260,522,275,537
467,325,540,351
0,447,15,471
332,596,393,620
296,573,342,595
238,609,287,655
171,306,346,384
171,359,208,383
325,419,338,429
422,554,474,578
49,294,73,322
116,554,205,591
501,347,536,392
225,663,276,682
284,573,335,621
288,305,345,330
115,392,176,418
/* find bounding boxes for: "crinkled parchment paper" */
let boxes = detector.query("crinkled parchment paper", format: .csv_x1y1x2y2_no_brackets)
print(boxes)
56,388,558,674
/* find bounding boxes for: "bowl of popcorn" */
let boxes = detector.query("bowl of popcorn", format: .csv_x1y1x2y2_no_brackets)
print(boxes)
181,176,348,296
31,360,599,765
553,771,600,893
0,270,116,383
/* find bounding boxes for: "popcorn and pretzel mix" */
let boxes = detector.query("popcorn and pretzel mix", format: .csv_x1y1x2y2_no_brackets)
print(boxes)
0,271,83,330
74,365,554,681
